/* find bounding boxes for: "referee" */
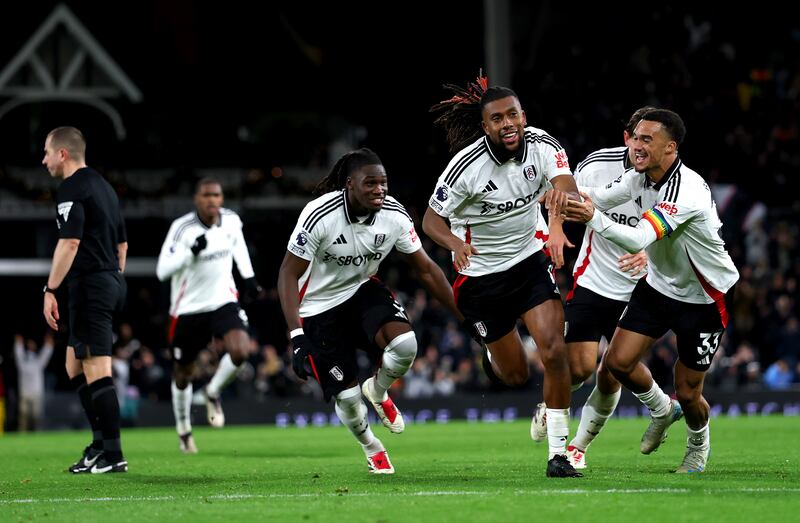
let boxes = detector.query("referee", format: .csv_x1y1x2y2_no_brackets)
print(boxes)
42,127,128,474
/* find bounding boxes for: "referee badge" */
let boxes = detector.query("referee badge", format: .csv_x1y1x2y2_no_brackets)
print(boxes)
374,234,386,247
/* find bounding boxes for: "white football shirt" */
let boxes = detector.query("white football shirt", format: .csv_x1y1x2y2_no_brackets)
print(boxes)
156,209,255,316
428,126,572,276
583,157,739,304
571,146,644,301
287,190,421,317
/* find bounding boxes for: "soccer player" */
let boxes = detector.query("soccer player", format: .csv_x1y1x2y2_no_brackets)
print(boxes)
530,107,657,470
424,76,582,477
278,148,462,475
563,109,739,473
42,126,129,473
156,178,262,453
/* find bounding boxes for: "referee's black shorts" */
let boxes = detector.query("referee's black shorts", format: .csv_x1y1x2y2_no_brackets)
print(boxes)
454,250,561,343
68,270,125,359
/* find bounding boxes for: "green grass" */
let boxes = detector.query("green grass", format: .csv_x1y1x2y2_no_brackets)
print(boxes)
1,416,799,522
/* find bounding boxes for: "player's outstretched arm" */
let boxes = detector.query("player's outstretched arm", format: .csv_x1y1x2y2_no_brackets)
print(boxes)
422,207,478,272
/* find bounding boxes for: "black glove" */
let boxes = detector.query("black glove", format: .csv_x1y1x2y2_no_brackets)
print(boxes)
190,234,207,256
240,277,263,306
291,333,313,380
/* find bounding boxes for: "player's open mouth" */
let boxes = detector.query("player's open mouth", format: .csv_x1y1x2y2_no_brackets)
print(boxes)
370,198,384,207
501,130,518,145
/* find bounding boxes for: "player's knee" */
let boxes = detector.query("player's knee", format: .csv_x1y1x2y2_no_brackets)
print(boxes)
539,341,568,369
384,331,417,367
571,362,594,384
675,382,701,405
172,366,191,388
605,352,635,378
335,385,363,415
229,347,248,365
502,367,529,386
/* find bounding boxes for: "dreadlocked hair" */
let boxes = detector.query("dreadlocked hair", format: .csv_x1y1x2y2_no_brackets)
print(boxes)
430,73,520,153
313,148,383,196
430,72,489,153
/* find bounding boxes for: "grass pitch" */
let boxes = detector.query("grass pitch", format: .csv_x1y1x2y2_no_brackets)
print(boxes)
1,416,798,522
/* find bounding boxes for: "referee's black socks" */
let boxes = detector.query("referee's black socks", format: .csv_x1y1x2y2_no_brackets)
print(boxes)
89,376,124,462
71,374,103,451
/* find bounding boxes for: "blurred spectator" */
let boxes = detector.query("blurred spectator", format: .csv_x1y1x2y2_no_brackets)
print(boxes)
254,344,288,397
13,333,53,431
712,340,761,390
763,357,796,390
130,346,169,400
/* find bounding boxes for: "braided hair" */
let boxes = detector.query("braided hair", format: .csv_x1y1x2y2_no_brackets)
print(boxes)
313,148,383,196
430,72,520,153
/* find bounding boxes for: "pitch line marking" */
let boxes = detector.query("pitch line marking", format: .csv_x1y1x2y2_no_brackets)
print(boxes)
3,487,800,505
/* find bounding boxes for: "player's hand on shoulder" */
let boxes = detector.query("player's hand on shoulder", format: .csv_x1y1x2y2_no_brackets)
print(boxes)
190,234,207,256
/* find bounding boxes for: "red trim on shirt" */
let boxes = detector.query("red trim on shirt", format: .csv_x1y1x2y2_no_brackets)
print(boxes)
535,229,551,258
452,273,469,305
566,230,594,302
170,279,188,317
454,226,473,272
688,256,729,327
307,354,322,384
168,316,179,344
298,278,311,303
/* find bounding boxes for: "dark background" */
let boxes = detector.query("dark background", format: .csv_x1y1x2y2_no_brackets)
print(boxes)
1,2,792,196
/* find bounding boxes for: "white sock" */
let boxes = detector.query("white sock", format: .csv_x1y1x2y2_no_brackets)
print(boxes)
335,385,376,448
634,381,671,418
546,408,570,459
570,387,621,450
206,353,241,399
687,423,709,448
171,380,193,435
374,332,417,398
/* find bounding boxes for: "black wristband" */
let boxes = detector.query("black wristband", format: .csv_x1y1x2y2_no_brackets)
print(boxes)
43,285,57,294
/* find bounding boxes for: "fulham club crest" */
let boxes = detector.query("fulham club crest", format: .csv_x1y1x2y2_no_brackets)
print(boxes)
473,321,488,338
329,366,344,381
374,234,386,247
523,165,536,181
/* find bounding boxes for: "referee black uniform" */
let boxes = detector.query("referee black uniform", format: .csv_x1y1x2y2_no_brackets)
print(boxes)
56,167,127,356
